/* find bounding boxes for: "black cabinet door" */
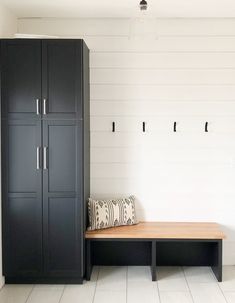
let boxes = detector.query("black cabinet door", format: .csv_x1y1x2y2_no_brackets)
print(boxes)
42,120,83,277
1,40,41,119
42,40,82,119
2,120,43,276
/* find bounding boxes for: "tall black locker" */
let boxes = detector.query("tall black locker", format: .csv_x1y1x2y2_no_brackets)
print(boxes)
0,39,90,283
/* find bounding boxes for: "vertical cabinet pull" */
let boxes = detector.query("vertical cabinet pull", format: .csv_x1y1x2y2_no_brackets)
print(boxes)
43,147,48,170
43,99,47,115
36,99,40,115
36,147,40,169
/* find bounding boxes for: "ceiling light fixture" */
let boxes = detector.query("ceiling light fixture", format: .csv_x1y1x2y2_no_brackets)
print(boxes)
129,0,158,40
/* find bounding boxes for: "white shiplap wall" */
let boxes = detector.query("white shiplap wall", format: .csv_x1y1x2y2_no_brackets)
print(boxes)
18,18,235,264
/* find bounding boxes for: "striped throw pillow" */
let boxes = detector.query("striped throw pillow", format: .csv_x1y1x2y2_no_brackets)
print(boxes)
87,196,138,230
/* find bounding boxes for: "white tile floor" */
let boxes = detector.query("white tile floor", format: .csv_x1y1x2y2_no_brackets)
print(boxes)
1,266,235,303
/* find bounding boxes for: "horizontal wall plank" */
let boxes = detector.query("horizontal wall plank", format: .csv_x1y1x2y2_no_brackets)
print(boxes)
91,117,174,132
90,179,235,199
91,147,235,163
90,101,235,116
90,117,235,132
85,36,235,52
91,84,235,100
91,69,235,85
90,187,235,201
91,162,234,178
18,18,235,36
91,52,235,68
91,132,235,148
135,207,235,225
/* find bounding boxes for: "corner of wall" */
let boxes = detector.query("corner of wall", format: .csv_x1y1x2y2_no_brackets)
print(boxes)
0,3,17,37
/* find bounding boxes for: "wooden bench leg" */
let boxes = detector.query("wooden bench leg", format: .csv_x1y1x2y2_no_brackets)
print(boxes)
151,241,157,281
86,240,93,281
211,240,222,282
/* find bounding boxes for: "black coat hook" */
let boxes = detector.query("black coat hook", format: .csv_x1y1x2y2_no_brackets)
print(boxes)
205,122,208,132
174,122,177,132
142,122,146,132
112,122,115,132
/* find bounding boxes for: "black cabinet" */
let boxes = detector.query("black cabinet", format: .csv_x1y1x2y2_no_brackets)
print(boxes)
0,39,90,283
1,40,83,120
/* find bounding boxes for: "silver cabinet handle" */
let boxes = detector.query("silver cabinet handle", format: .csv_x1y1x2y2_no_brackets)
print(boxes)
36,147,40,169
36,99,40,115
43,147,47,170
43,99,47,115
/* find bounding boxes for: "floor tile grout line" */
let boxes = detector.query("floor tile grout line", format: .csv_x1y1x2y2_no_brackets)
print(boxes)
25,284,35,303
183,266,229,303
155,267,162,303
215,268,229,303
58,285,66,303
92,266,100,303
207,267,229,303
220,289,229,303
217,267,229,293
182,267,195,303
221,266,235,296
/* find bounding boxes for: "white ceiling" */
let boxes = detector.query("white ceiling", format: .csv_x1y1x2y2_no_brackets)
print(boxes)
1,0,235,18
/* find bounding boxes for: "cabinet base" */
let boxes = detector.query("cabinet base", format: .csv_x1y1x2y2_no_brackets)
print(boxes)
5,276,83,284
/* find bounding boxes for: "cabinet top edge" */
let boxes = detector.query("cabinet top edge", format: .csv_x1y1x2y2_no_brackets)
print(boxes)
0,38,87,42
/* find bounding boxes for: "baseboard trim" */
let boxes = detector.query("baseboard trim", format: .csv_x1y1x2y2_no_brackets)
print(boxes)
0,276,5,289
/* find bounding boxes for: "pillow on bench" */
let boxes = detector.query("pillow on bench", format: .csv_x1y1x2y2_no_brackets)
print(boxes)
88,195,138,230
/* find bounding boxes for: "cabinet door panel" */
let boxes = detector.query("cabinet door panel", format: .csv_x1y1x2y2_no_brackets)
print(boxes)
6,197,42,275
47,197,78,271
8,124,37,193
43,120,82,276
3,120,43,276
1,40,41,119
42,40,82,119
47,124,76,192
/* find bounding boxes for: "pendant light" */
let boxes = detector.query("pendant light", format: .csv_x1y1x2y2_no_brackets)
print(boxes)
139,0,148,11
129,0,158,40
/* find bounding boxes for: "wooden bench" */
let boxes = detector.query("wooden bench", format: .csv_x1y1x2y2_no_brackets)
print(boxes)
85,222,226,282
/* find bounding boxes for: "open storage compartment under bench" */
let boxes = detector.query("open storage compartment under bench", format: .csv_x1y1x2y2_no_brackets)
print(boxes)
85,222,225,282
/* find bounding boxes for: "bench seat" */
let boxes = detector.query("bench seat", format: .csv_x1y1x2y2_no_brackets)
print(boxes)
86,221,226,239
85,222,226,282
